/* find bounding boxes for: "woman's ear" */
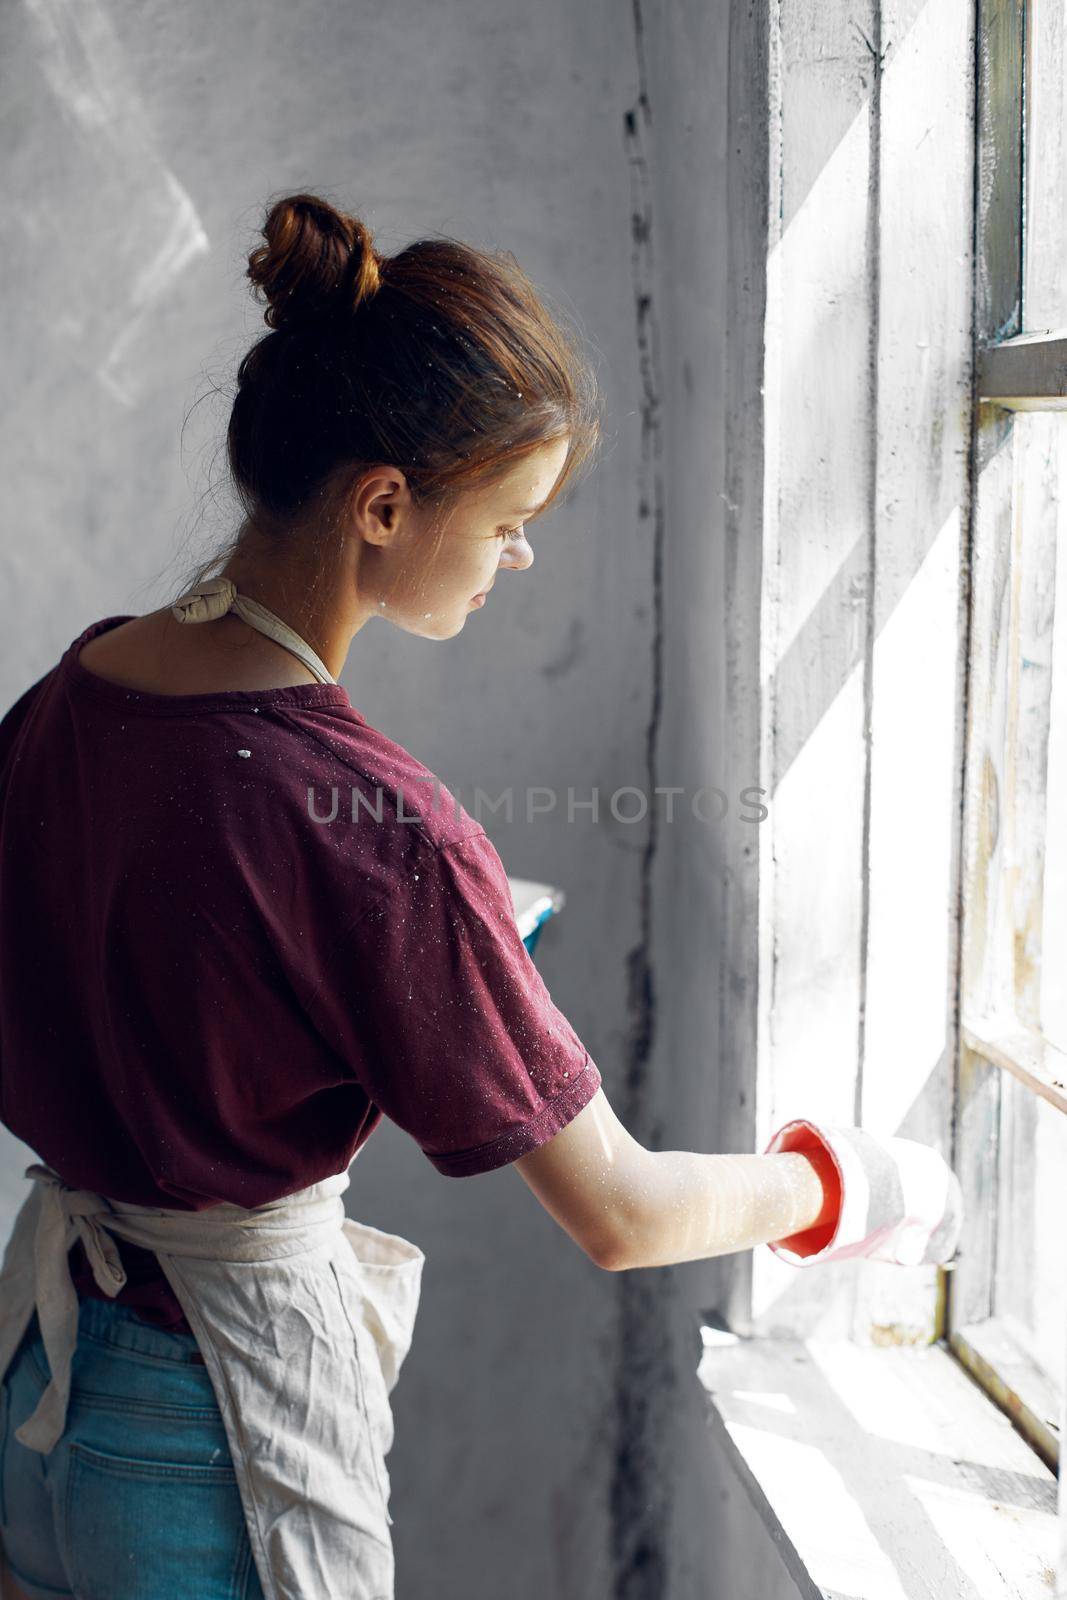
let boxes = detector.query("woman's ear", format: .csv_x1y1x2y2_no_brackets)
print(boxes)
350,466,411,549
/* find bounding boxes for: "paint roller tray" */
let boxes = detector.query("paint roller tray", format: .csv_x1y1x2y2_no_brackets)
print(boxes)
507,876,566,958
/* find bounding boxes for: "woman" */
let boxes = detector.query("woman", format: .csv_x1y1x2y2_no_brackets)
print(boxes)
0,194,961,1600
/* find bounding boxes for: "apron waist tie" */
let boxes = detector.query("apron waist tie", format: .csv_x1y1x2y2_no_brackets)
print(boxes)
14,1163,350,1454
16,1165,127,1454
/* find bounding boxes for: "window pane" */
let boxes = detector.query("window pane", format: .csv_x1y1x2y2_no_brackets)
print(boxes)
1024,0,1067,329
1038,415,1067,1050
994,1070,1067,1394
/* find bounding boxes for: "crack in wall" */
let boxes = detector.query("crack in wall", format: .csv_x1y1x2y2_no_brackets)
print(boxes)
620,0,664,1145
609,4,674,1596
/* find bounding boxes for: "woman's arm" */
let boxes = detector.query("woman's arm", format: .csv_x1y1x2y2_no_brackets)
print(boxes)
513,1087,841,1271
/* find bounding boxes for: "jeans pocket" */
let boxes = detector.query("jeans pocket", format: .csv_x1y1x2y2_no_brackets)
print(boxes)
61,1440,254,1600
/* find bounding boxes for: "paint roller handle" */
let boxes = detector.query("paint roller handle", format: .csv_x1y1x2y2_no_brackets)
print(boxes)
762,1119,963,1268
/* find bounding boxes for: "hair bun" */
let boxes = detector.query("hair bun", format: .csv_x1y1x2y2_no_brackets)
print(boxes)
247,193,382,330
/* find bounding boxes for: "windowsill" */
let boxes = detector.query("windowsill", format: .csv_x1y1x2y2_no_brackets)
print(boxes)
696,1326,1059,1600
950,1316,1062,1473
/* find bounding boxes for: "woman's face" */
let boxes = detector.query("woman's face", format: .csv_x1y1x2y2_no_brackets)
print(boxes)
361,436,571,640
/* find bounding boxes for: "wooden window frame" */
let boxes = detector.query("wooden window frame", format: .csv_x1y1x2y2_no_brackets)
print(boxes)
951,0,1065,1477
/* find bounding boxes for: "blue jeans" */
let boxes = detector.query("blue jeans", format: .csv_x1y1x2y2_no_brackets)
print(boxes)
0,1297,265,1600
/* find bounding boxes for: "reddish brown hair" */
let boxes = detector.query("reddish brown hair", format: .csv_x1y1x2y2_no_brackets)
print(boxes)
226,193,601,534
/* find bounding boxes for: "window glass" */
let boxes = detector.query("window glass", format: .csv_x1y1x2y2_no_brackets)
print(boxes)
993,1070,1067,1390
1024,0,1067,330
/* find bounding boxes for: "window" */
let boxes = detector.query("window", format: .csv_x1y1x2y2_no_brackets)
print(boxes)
954,0,1067,1475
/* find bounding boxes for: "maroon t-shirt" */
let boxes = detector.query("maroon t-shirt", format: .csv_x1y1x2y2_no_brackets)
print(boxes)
0,615,601,1330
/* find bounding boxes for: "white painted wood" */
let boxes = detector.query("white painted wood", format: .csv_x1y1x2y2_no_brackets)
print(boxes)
710,0,1066,1584
957,327,1067,1464
961,1015,1067,1115
952,1314,1062,1472
749,0,977,1347
752,0,876,1340
952,42,1067,1578
953,0,1027,1359
698,1333,1060,1600
856,0,975,1347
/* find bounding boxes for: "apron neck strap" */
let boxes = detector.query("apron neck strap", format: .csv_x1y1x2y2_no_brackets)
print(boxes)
170,578,337,687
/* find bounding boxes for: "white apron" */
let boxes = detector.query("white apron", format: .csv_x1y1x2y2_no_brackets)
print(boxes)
0,578,427,1599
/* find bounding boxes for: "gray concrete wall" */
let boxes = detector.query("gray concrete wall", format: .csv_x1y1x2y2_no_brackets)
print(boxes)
0,2,740,1597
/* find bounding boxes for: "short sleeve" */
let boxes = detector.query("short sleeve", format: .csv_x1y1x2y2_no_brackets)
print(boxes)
315,830,602,1176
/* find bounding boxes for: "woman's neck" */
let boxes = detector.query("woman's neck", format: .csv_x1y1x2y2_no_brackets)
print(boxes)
216,522,371,682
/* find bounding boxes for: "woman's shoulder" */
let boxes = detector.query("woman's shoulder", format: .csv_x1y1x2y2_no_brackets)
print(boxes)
265,696,483,859
241,698,503,947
